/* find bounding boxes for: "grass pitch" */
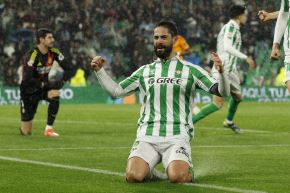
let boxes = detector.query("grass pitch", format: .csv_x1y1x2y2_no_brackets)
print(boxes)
0,102,289,193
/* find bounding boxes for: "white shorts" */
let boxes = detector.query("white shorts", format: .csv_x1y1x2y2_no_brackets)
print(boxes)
212,69,241,95
284,62,290,82
128,140,192,171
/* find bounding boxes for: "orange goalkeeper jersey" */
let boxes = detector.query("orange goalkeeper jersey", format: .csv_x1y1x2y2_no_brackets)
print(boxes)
173,35,190,59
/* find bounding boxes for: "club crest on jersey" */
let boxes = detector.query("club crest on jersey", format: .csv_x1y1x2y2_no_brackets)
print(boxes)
148,77,183,85
176,70,182,75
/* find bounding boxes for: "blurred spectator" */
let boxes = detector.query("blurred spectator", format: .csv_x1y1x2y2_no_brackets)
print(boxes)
0,0,281,86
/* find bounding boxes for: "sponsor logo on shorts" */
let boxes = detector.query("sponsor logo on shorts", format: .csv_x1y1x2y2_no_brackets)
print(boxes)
130,141,139,152
175,147,190,159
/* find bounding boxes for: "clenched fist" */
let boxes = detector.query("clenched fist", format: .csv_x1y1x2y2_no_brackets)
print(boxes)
91,56,106,72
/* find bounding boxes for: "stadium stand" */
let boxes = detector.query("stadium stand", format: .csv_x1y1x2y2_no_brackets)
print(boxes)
0,0,281,86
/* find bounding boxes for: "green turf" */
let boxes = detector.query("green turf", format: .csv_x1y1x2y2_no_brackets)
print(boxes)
0,103,289,193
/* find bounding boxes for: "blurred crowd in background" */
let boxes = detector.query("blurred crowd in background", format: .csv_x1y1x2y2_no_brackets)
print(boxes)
0,0,284,87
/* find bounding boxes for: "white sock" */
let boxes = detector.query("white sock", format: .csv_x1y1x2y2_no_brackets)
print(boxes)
225,119,233,124
193,106,201,115
45,125,53,130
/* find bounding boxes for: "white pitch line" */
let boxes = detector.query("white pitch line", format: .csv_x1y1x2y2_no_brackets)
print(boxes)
1,117,289,135
0,144,290,152
0,146,130,151
193,144,290,148
0,117,287,135
0,155,267,193
184,183,267,193
0,155,124,176
199,126,272,134
0,117,135,127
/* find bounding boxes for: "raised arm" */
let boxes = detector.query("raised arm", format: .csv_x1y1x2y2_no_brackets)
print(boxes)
210,52,230,97
258,10,279,22
91,56,129,98
271,0,289,59
193,53,230,97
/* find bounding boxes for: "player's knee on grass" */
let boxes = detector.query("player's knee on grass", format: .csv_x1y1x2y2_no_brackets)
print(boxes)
126,157,150,183
167,160,192,183
126,169,147,183
20,121,32,135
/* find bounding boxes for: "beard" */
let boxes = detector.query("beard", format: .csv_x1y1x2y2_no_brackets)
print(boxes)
45,42,54,49
154,43,173,60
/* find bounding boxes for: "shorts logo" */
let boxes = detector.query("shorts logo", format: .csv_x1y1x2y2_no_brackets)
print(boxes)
131,141,140,152
148,77,183,85
176,147,190,159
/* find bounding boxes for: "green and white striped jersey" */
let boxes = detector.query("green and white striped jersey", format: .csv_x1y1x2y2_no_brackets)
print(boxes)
119,56,216,142
217,20,246,73
280,0,290,60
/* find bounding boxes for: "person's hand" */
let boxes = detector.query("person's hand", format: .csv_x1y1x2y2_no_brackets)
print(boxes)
48,90,60,99
258,10,270,22
211,52,223,73
91,56,106,72
270,43,280,60
246,56,256,69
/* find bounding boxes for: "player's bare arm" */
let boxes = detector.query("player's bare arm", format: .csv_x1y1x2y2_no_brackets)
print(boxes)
271,43,281,60
246,56,256,69
211,52,223,73
258,10,279,22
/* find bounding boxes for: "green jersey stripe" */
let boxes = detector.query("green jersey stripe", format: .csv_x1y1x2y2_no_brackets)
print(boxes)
138,65,149,125
120,66,145,89
233,30,237,45
190,67,213,90
229,25,234,33
145,63,156,136
173,61,183,135
159,60,170,136
139,71,146,92
184,68,193,127
284,0,289,12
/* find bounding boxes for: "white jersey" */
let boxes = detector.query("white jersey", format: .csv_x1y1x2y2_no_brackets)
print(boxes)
275,0,290,60
118,57,216,142
216,20,247,73
274,0,290,82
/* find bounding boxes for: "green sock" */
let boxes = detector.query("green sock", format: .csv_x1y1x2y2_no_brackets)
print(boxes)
226,98,241,122
192,103,220,124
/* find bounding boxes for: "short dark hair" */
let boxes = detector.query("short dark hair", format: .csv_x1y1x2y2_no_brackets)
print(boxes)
155,19,178,37
229,5,246,19
36,28,53,44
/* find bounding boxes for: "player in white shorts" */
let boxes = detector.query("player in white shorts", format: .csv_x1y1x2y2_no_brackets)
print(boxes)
258,0,290,93
192,5,255,133
91,19,230,183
